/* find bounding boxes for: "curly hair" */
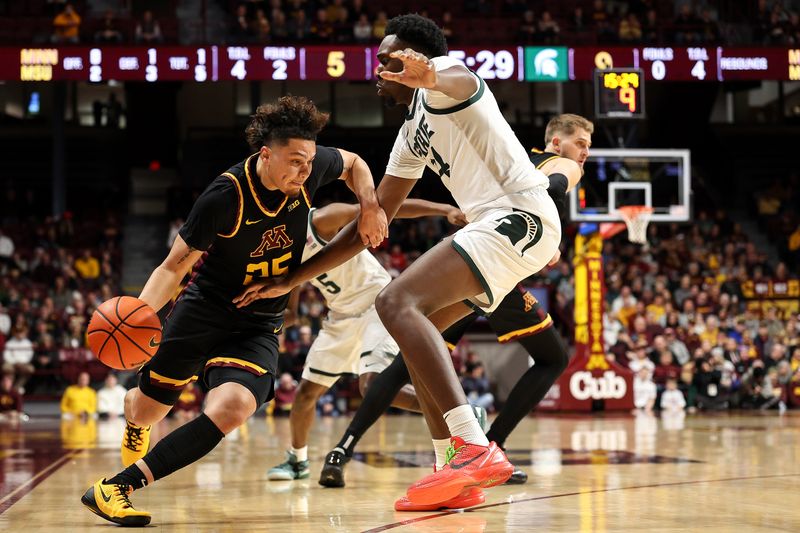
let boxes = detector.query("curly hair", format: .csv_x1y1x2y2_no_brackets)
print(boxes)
245,96,329,150
385,14,448,59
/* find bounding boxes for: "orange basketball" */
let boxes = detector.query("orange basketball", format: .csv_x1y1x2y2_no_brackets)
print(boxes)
87,296,162,370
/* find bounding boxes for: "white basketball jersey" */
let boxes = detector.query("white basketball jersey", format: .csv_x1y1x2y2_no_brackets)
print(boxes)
302,209,392,315
385,56,550,221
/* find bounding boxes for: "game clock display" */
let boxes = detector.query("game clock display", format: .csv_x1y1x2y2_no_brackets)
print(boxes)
2,45,797,82
594,68,644,119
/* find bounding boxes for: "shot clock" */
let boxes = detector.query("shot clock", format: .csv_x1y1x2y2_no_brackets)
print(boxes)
594,68,645,119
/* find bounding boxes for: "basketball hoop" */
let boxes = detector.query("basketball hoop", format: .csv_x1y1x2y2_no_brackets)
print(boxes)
615,206,653,245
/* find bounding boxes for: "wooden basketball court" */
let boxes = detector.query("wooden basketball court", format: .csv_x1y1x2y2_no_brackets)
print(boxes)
1,412,798,532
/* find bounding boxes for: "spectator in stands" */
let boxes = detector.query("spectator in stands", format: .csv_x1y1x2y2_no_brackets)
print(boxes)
105,93,123,129
537,10,560,44
230,3,252,43
698,8,720,44
135,10,163,44
74,249,99,281
441,11,454,41
693,358,728,410
271,9,289,41
254,10,272,43
659,377,686,412
28,333,59,394
674,3,700,44
765,343,787,371
287,9,310,41
0,229,13,266
273,372,298,416
0,374,23,421
517,10,538,44
619,13,642,43
353,14,371,44
311,8,334,42
316,389,340,417
591,0,615,43
52,3,81,44
461,361,494,412
97,373,126,419
571,6,586,32
60,371,97,419
0,304,10,338
3,326,34,393
172,382,204,422
633,367,657,413
94,10,123,43
372,11,387,40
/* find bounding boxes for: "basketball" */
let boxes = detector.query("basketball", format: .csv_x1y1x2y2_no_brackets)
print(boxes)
87,296,162,370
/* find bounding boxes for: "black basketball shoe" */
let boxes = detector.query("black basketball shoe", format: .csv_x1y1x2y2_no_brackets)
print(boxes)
318,449,350,488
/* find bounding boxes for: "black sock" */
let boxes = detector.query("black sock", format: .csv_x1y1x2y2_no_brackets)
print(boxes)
107,463,148,490
486,328,570,447
335,355,411,457
139,413,225,483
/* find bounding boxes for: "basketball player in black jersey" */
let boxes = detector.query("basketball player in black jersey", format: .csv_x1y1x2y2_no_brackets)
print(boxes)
317,114,593,500
80,96,387,527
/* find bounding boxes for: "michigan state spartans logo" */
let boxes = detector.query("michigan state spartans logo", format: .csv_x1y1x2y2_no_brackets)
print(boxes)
494,209,543,255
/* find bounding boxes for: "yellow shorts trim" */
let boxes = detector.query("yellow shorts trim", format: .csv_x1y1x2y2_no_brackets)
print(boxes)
205,356,268,376
496,314,553,343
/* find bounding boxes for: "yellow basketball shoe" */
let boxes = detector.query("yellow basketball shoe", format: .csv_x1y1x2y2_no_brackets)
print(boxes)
81,478,151,527
121,420,151,467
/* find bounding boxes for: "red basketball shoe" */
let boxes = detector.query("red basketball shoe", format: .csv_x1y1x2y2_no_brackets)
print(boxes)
406,438,513,505
395,486,485,512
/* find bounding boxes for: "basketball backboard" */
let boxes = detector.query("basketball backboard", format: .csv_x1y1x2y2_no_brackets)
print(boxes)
569,148,691,222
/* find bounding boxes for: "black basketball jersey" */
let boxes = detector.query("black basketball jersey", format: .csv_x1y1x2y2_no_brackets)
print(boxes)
529,148,561,169
178,146,343,314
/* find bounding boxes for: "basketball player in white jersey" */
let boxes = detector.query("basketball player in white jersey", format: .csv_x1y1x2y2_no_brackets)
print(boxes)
267,198,467,481
234,14,568,507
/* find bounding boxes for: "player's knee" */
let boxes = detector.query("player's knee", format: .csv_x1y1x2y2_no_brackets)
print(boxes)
375,286,416,328
358,373,377,396
295,380,323,405
205,389,256,433
126,387,167,426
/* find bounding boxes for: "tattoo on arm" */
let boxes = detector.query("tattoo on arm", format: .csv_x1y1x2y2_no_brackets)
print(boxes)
176,246,196,266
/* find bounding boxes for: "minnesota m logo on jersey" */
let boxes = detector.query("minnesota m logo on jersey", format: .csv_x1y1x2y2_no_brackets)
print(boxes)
250,225,293,258
495,209,543,255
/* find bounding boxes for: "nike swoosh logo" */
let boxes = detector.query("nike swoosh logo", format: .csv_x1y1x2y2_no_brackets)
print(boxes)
148,336,160,348
273,323,284,334
449,450,486,470
245,219,263,225
99,485,112,503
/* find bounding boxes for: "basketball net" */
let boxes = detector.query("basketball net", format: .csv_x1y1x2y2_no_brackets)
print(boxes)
615,206,653,245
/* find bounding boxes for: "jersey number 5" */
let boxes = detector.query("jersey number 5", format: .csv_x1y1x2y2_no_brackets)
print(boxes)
315,273,341,294
243,252,292,285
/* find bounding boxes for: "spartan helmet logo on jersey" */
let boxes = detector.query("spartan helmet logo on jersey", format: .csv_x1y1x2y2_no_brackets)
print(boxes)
494,209,543,256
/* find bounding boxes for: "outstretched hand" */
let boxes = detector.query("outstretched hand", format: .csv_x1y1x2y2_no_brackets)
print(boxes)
378,49,437,89
233,277,293,308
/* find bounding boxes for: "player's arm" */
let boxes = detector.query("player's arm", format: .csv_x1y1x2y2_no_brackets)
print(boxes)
540,157,583,192
233,175,415,307
283,287,300,328
312,198,465,240
139,235,204,313
337,148,388,248
395,199,467,226
379,49,478,101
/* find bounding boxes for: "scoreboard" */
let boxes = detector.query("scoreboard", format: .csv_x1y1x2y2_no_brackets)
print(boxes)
2,45,798,82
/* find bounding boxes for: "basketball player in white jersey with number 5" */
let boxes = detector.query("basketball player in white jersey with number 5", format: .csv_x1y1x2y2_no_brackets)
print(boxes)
233,14,569,508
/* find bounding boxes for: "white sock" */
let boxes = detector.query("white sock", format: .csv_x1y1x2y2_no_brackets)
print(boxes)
291,445,308,462
432,438,451,470
444,404,490,446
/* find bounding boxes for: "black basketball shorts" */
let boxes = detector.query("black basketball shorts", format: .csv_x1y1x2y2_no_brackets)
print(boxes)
138,291,281,407
443,284,553,347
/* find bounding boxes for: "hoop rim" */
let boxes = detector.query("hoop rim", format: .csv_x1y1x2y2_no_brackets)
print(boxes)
615,205,655,221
